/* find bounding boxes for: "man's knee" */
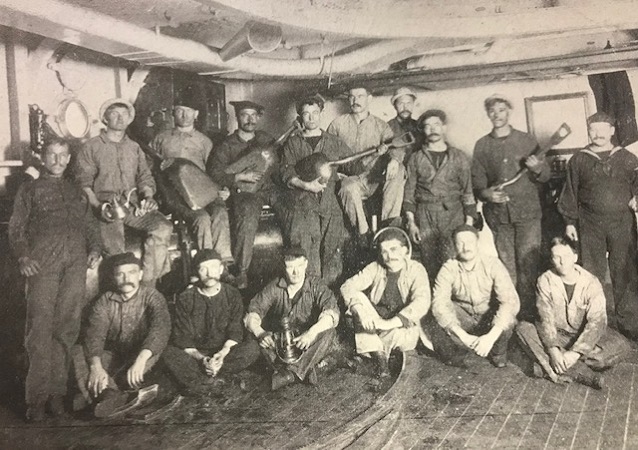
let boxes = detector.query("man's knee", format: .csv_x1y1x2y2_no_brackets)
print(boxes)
339,177,364,201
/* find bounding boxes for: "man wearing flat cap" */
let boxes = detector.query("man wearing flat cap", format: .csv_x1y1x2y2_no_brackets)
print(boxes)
280,94,351,287
558,111,638,338
426,224,519,368
150,89,233,261
208,100,278,288
72,253,171,417
162,249,260,395
471,94,549,319
328,86,401,246
387,87,422,161
404,109,476,279
76,98,173,287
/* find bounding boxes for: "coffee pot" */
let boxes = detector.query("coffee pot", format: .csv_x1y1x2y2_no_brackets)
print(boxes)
101,188,136,222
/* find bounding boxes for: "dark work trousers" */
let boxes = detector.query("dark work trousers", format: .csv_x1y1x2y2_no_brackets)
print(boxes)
71,346,161,403
489,219,541,320
425,306,512,365
516,321,631,379
247,328,336,381
283,207,346,289
161,342,261,389
579,211,638,335
415,202,465,281
229,189,282,274
100,210,173,285
25,246,87,406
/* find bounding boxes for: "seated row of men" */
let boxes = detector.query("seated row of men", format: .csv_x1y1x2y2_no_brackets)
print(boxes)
9,139,631,421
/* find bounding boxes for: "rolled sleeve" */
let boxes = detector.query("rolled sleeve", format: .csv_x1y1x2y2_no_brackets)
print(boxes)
490,259,520,331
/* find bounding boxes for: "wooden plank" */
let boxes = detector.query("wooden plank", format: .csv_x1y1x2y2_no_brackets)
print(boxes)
597,364,634,450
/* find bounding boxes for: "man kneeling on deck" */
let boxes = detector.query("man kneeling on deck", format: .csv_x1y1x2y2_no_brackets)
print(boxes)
341,227,431,377
72,253,171,417
162,250,260,395
244,246,340,390
516,237,631,389
426,224,519,368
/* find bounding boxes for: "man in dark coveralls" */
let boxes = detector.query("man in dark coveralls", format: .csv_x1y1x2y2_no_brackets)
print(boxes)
280,94,351,286
558,111,638,338
471,94,550,319
162,249,260,395
9,138,102,421
387,86,422,161
208,100,279,289
244,246,340,390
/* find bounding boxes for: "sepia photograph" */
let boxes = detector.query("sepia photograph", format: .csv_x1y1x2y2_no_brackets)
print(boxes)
1,0,638,448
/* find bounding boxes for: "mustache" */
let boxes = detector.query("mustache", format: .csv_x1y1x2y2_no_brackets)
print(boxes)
117,282,135,288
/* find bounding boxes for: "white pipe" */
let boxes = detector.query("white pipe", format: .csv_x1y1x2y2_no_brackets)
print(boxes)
0,0,421,78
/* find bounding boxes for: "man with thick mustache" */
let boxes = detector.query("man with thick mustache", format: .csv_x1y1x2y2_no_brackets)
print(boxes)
558,112,638,338
72,253,170,417
341,228,430,377
427,225,519,368
76,99,173,287
162,249,259,395
208,101,278,288
328,86,399,247
403,109,476,279
9,138,102,421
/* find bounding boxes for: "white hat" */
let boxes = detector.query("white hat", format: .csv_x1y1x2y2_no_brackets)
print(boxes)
391,87,417,105
99,98,136,122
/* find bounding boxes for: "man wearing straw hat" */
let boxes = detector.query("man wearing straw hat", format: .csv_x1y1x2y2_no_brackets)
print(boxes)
76,98,173,287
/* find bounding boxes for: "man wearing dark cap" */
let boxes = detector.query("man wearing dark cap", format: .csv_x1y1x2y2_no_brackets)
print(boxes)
328,86,400,245
208,100,278,288
76,98,173,287
149,91,232,261
558,111,638,338
280,94,351,286
244,246,340,390
341,227,431,377
72,253,171,417
471,94,549,319
404,109,476,279
162,249,260,395
9,138,102,421
387,87,422,160
426,225,519,368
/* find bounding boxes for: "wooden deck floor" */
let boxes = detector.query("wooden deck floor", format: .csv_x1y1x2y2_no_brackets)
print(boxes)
2,347,638,449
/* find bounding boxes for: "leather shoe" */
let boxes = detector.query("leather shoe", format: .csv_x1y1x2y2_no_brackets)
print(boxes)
271,370,296,391
94,389,129,418
25,401,46,423
47,394,66,417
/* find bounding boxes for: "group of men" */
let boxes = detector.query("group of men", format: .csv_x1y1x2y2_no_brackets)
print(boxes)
9,83,638,422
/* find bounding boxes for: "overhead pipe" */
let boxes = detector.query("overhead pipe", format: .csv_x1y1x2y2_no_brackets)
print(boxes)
0,0,421,78
218,21,282,62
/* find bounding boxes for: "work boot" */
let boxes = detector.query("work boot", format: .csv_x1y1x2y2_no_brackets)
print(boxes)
25,401,47,423
94,389,129,418
565,363,606,390
271,369,296,391
372,351,390,378
489,353,508,368
47,394,66,418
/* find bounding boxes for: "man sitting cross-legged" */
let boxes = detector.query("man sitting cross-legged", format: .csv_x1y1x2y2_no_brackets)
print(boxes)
340,227,431,378
426,224,520,368
72,253,171,417
244,246,340,390
516,237,632,389
162,249,260,395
